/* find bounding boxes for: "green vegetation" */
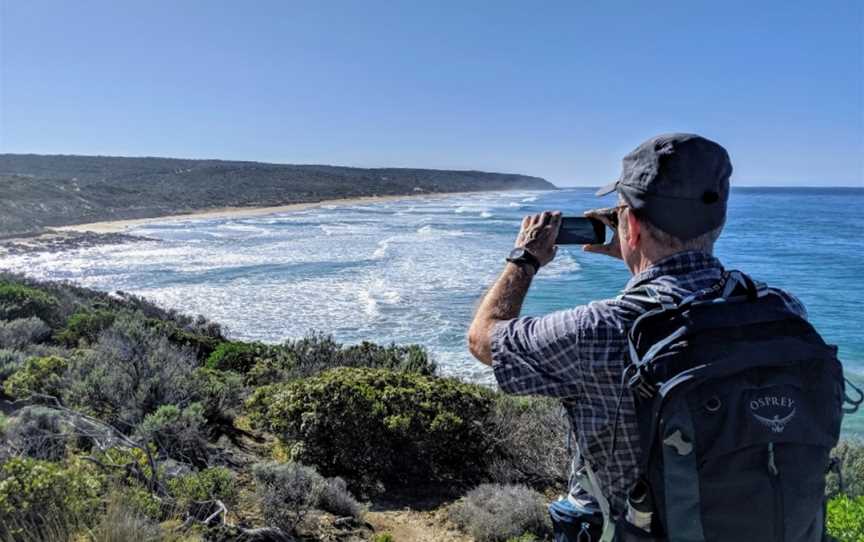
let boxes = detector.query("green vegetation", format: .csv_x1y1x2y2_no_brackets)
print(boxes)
3,355,67,399
0,272,861,541
137,403,209,467
247,367,494,490
826,495,864,542
168,467,238,512
205,341,265,373
55,308,116,346
0,282,59,324
0,457,103,539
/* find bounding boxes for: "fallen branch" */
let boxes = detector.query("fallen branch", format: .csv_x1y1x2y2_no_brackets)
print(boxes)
203,499,227,525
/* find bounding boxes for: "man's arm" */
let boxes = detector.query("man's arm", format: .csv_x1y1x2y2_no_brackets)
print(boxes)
468,262,535,365
468,211,561,365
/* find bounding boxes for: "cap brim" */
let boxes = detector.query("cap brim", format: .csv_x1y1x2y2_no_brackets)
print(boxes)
595,181,618,197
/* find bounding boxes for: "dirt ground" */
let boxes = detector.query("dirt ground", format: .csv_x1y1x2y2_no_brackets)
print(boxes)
365,508,472,542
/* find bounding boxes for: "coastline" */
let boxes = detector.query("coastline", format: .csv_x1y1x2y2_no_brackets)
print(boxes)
51,191,485,234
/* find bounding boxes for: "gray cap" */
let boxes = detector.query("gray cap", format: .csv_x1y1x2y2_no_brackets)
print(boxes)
596,133,732,240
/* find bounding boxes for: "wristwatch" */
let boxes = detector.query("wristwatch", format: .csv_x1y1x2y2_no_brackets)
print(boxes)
506,247,540,274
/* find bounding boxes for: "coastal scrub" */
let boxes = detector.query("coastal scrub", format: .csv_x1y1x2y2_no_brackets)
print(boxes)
247,367,494,490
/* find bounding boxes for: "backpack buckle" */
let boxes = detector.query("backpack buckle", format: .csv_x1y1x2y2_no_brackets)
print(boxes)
626,364,657,399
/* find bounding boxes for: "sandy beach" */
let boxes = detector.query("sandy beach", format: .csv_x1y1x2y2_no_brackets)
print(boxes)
52,191,478,234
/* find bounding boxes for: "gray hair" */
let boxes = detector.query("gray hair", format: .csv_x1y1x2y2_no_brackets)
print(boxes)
639,216,724,254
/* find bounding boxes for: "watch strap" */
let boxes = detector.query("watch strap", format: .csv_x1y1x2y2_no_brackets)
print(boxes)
506,248,541,274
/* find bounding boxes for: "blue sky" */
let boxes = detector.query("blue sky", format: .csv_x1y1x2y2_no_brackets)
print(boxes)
1,1,861,186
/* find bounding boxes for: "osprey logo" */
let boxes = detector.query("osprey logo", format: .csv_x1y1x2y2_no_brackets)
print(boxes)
750,395,796,433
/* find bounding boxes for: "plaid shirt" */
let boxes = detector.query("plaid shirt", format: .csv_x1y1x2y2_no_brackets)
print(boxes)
490,250,806,512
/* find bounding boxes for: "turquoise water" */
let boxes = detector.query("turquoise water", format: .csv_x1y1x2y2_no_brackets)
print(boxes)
4,187,862,431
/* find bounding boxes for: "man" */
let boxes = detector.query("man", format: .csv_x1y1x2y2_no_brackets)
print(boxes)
467,133,806,531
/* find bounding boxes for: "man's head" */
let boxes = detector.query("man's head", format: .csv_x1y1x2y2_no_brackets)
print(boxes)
597,133,731,270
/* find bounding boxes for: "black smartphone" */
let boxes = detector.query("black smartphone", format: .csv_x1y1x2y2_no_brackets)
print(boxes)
555,217,606,245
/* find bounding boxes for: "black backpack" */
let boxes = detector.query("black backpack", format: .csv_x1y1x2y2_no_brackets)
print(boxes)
615,271,861,542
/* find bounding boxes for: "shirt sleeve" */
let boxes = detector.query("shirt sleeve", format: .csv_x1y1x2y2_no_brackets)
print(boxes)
490,305,591,398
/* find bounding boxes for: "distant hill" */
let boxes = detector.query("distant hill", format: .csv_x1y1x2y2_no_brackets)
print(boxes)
0,154,555,237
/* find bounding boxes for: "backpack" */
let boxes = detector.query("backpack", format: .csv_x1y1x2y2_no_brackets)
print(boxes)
614,270,861,542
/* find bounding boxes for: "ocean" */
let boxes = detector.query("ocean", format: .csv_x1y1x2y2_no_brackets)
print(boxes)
4,187,863,432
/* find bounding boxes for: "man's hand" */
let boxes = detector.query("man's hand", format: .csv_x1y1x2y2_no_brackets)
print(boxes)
514,211,562,267
582,207,622,260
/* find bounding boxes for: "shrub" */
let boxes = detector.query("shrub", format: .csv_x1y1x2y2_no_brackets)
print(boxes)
168,467,238,512
252,462,362,533
486,395,569,489
4,407,70,461
151,318,223,362
247,367,493,490
0,457,103,539
192,367,247,429
55,308,116,346
319,476,363,519
205,341,268,372
64,313,196,429
0,348,25,389
3,355,68,399
246,332,436,386
827,495,864,542
827,439,864,498
92,446,163,494
0,317,51,349
449,484,551,542
0,282,60,326
253,462,324,533
339,341,435,375
115,485,163,520
136,403,209,466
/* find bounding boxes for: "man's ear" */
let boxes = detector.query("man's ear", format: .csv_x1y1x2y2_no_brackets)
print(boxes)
626,209,641,249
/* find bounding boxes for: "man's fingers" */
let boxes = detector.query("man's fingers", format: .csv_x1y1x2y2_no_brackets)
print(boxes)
539,211,552,226
524,211,561,227
582,243,609,254
584,207,616,228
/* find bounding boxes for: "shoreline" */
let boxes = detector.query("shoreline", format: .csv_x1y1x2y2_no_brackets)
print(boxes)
51,191,485,234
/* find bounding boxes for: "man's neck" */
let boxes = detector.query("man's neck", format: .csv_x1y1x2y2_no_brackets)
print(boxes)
629,247,713,276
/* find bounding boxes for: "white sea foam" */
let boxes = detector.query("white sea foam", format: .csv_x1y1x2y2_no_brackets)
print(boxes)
0,190,587,382
372,238,392,259
541,251,583,278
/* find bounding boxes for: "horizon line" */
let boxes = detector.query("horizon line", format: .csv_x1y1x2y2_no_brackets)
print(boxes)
557,184,864,189
1,152,861,189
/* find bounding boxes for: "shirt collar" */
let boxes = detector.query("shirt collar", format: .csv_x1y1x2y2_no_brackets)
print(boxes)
624,250,723,291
